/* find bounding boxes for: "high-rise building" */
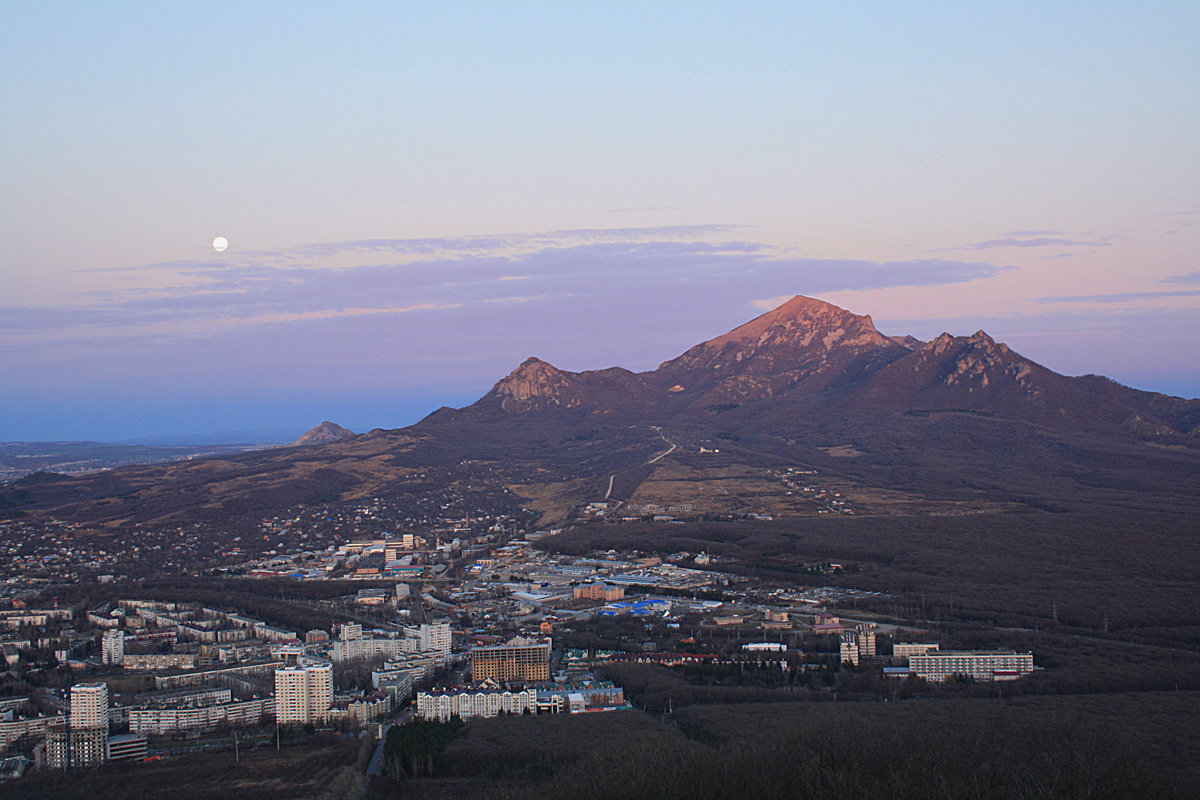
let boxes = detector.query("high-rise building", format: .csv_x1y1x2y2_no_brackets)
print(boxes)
70,683,109,729
839,632,861,665
470,636,551,683
274,663,333,724
101,630,124,665
406,622,451,658
839,624,877,665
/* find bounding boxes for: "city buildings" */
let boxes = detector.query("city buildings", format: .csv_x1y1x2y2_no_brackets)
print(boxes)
892,642,940,662
69,683,109,730
573,583,625,602
274,663,333,724
469,636,551,682
128,698,273,734
839,623,877,666
908,650,1035,682
100,630,124,665
416,687,538,721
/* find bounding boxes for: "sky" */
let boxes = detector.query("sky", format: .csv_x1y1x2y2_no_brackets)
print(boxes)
2,2,1198,441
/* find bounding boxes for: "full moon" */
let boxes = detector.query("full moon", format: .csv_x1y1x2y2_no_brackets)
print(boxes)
212,236,229,252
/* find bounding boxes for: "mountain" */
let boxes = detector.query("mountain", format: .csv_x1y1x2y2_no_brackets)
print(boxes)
2,296,1197,527
293,421,355,447
475,296,1199,438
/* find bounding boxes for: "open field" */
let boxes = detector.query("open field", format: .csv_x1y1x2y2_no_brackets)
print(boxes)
5,739,364,800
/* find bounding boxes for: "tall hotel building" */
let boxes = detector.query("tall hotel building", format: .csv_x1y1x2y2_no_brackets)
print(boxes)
274,663,333,724
470,637,551,682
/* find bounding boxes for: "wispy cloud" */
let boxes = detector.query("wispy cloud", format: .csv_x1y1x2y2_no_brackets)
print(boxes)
1036,289,1200,304
5,228,1009,340
1163,270,1200,285
954,236,1111,251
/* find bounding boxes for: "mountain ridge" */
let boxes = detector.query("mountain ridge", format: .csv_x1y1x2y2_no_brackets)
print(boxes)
2,294,1197,528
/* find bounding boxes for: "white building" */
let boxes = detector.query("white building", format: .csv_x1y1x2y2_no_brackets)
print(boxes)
839,624,878,666
909,650,1034,682
129,698,273,734
840,633,861,666
69,683,109,729
333,622,451,665
416,687,537,722
101,630,124,666
892,642,940,662
406,622,451,658
274,663,333,724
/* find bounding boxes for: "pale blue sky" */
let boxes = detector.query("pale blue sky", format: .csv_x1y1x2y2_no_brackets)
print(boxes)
2,2,1198,439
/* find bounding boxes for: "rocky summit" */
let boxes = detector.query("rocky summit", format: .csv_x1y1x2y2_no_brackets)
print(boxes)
293,421,355,446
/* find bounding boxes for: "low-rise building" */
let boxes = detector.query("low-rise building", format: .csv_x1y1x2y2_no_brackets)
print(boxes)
909,650,1034,682
129,698,273,734
892,642,940,662
416,687,537,721
573,584,625,602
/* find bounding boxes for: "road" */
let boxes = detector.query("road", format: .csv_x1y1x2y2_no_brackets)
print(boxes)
648,428,677,464
366,723,392,776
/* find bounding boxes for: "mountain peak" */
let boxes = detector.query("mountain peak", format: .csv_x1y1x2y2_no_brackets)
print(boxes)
490,357,581,411
691,295,891,356
294,421,355,446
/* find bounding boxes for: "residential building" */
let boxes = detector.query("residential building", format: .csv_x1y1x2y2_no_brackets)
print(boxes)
574,584,625,602
129,698,273,734
892,642,939,662
470,636,551,682
839,632,861,666
416,687,537,721
0,713,65,750
101,630,124,666
909,650,1035,682
69,683,109,729
274,663,333,724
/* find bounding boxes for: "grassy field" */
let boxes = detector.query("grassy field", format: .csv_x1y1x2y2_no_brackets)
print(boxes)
6,739,364,800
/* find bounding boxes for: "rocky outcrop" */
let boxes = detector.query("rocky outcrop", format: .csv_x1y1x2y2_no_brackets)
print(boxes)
294,421,355,446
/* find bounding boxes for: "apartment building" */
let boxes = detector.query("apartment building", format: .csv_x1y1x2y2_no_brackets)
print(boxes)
416,687,537,721
909,650,1035,682
274,663,333,724
101,630,124,666
470,636,551,682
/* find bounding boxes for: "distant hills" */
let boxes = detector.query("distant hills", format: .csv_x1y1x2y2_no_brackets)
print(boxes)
2,296,1197,526
293,421,355,447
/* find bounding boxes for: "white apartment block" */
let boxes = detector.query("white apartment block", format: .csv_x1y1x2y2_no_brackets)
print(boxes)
840,633,861,665
909,650,1034,682
69,683,109,729
101,630,124,665
839,624,877,665
405,622,451,658
333,622,451,665
129,698,273,734
416,687,537,722
892,642,940,662
274,663,333,724
333,636,406,662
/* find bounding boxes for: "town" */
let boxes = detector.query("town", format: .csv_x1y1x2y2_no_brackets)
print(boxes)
1,513,1036,783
